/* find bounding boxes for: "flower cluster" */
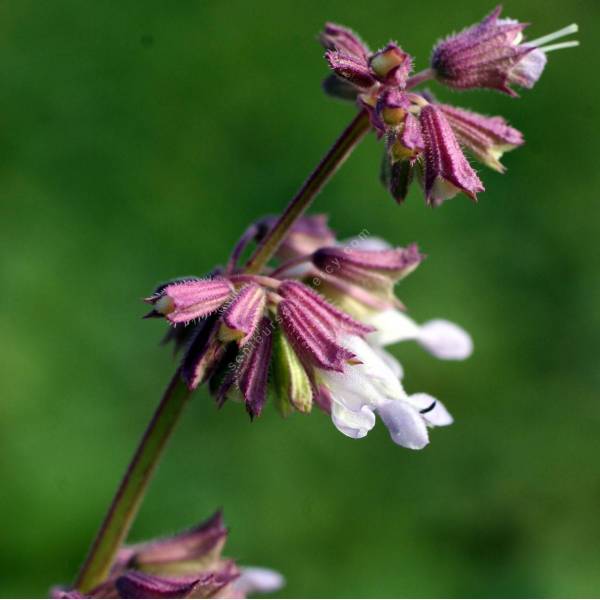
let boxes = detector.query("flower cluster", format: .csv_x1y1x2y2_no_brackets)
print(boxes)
321,7,577,205
146,216,472,450
54,512,283,599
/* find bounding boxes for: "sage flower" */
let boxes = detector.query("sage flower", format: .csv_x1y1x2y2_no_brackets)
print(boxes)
146,216,470,449
431,6,579,95
319,9,577,204
53,512,283,599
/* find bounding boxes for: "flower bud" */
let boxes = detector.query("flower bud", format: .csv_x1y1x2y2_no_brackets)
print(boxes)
381,156,414,204
272,328,313,415
325,50,376,89
320,22,370,59
389,112,424,162
54,511,283,599
146,278,234,324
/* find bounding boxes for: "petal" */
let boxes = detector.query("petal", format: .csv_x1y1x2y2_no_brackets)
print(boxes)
371,346,404,379
418,319,473,360
377,401,429,449
331,401,376,439
342,236,392,251
510,48,547,88
365,309,421,346
234,567,285,596
340,334,405,399
407,393,454,427
321,369,387,412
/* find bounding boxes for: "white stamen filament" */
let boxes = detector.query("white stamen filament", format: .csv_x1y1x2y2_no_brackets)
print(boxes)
526,23,578,48
538,40,580,53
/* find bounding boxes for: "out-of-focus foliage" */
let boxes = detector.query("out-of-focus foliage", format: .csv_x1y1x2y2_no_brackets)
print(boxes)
1,1,599,597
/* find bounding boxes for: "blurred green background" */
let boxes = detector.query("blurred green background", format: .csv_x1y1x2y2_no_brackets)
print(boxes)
1,0,598,597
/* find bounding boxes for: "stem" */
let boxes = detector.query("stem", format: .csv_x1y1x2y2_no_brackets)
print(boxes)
73,71,437,594
244,70,434,275
244,109,371,274
74,371,191,593
406,68,434,90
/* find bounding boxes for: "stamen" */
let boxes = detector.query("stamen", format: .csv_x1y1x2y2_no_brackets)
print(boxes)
419,400,437,415
526,23,578,48
539,41,580,53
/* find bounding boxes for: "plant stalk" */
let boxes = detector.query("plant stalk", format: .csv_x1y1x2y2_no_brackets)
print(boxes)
244,69,433,274
74,370,190,593
73,68,436,593
244,108,371,274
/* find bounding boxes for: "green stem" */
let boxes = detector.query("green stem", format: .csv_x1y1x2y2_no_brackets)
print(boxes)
74,370,190,593
245,109,371,274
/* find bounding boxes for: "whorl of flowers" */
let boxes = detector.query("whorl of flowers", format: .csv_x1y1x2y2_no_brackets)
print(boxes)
145,216,472,450
54,512,283,599
321,8,577,205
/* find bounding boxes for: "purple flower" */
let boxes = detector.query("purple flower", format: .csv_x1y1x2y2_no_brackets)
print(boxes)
311,244,424,301
438,104,524,172
220,283,266,346
431,6,578,95
145,278,234,324
237,316,273,418
319,15,577,205
322,24,412,89
146,217,474,450
419,104,485,206
53,512,283,599
320,22,414,130
146,266,375,418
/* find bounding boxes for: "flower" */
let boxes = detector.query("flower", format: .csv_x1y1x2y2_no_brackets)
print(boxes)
53,512,284,599
436,103,524,173
365,308,473,362
419,103,485,205
320,22,414,134
321,23,413,93
315,334,453,449
146,216,472,450
431,6,578,95
146,270,374,419
319,11,576,205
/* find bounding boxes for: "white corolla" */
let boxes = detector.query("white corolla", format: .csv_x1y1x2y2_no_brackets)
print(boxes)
317,335,455,450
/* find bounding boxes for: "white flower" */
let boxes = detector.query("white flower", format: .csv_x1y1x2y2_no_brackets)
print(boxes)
317,335,453,450
365,308,473,361
233,567,285,596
